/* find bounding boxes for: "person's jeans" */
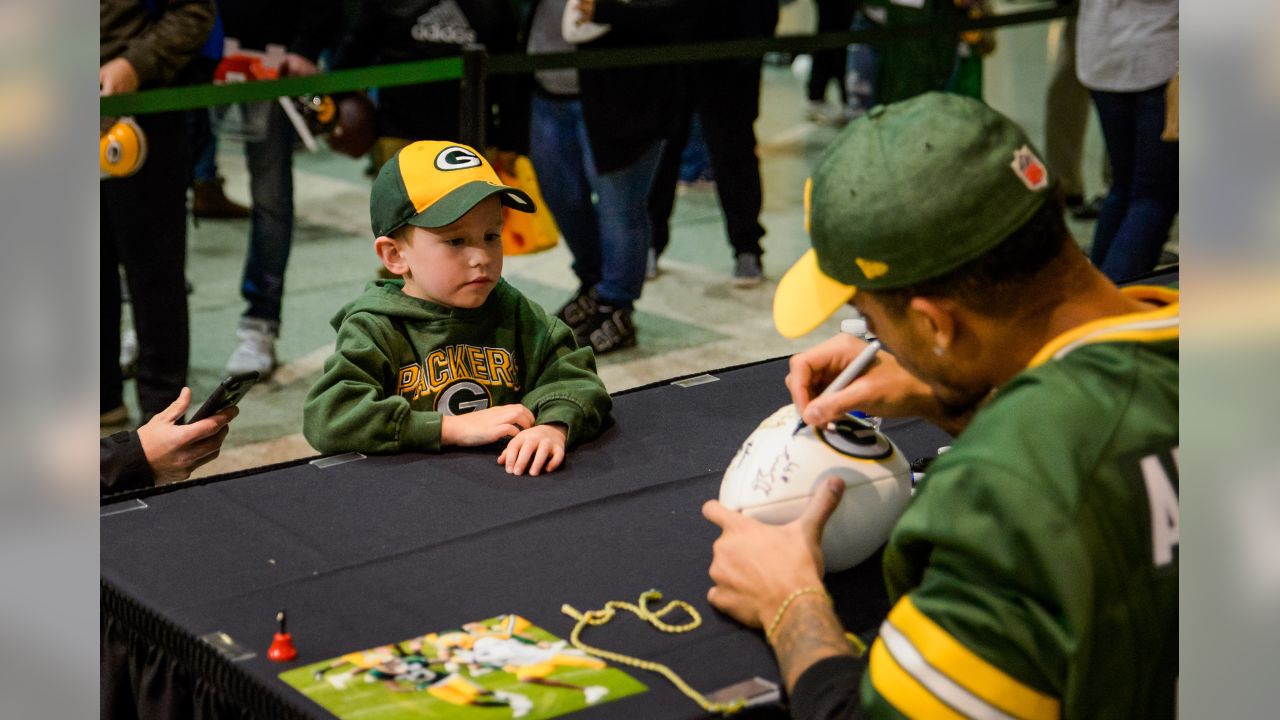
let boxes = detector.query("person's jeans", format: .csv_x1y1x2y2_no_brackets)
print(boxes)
240,101,295,324
1089,84,1179,282
679,112,713,183
529,95,663,307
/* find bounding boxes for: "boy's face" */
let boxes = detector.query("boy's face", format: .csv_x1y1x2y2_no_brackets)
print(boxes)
386,196,504,308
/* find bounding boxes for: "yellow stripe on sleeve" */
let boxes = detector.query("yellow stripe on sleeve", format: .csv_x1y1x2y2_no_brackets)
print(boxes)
869,636,967,719
889,597,1060,720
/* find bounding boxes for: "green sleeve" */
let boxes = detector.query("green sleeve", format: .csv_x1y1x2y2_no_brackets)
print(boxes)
121,0,214,88
303,314,443,454
863,456,1075,720
519,317,612,447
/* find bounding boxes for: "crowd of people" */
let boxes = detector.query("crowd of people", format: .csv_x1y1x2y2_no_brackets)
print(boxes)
102,2,1178,716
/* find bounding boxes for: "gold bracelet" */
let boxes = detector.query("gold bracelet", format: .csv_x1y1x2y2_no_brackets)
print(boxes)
765,586,831,644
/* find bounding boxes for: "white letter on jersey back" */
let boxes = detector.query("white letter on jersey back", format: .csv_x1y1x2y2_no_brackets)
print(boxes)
1141,451,1180,566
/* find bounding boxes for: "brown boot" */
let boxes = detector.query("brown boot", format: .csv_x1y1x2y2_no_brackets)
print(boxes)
192,177,250,219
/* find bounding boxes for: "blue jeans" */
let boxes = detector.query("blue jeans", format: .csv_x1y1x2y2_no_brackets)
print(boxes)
529,94,663,307
240,101,295,323
679,112,713,183
1090,84,1179,282
845,9,880,116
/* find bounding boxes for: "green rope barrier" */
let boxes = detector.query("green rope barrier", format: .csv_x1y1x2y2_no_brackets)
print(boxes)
100,56,462,117
100,3,1071,117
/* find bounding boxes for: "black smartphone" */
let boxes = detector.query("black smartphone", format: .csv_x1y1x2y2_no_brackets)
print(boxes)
187,371,260,424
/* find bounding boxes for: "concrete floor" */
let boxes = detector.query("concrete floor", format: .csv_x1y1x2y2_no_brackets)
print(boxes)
107,11,1171,478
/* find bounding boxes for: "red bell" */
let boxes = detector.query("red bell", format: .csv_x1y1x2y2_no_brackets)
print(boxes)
267,610,297,662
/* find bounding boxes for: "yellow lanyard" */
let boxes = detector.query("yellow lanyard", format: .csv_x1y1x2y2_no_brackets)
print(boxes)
561,590,747,715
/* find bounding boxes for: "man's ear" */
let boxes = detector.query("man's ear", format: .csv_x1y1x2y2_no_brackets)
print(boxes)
908,296,958,351
374,235,407,276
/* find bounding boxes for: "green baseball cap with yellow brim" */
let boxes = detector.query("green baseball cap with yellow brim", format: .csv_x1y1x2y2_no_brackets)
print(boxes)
370,140,535,237
773,92,1054,338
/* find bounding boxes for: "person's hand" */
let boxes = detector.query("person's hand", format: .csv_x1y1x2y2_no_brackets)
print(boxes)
137,387,238,485
441,404,535,447
576,0,595,23
786,333,938,427
99,58,140,95
497,423,567,476
279,53,319,77
702,477,844,628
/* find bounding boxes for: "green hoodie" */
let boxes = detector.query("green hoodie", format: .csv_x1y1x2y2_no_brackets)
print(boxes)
304,279,611,454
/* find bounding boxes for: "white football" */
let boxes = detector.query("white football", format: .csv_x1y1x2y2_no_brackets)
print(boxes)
719,404,913,572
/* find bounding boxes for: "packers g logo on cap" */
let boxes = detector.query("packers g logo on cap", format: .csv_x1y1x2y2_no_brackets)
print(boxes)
435,146,483,171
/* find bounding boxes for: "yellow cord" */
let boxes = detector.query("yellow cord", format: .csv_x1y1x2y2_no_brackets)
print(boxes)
561,590,747,715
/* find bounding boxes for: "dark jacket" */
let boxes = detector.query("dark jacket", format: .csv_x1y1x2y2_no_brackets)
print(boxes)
575,0,698,173
216,0,344,61
100,0,215,88
101,431,153,496
333,0,521,148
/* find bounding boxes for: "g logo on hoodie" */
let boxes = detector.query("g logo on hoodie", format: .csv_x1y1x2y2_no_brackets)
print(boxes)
397,344,520,413
435,380,490,415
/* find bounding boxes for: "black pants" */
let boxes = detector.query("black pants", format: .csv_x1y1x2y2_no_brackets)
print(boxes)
809,0,855,103
650,58,767,260
101,111,190,416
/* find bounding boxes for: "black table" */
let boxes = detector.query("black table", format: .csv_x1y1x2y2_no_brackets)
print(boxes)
99,356,952,719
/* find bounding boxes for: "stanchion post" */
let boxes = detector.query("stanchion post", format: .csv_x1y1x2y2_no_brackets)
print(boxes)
460,43,489,149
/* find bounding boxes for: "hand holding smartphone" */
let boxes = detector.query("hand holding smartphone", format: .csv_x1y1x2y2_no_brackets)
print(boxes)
187,371,260,424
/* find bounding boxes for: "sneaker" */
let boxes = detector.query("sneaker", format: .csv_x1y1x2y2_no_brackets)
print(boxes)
676,177,716,196
192,177,250,220
732,253,764,288
120,328,139,380
554,287,599,331
101,404,129,427
806,101,850,127
226,317,278,377
1067,194,1105,221
575,305,636,355
805,100,827,123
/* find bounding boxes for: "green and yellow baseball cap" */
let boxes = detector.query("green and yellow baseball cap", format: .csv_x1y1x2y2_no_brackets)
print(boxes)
773,92,1054,338
370,140,535,237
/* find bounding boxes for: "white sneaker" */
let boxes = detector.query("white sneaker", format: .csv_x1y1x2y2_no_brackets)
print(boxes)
226,317,278,377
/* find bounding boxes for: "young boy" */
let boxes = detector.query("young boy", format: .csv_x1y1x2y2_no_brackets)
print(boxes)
304,141,611,476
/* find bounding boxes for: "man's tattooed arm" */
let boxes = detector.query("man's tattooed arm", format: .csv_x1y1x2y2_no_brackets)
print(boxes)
770,593,855,691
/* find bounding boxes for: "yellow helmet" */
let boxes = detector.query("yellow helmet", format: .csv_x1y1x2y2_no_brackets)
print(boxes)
100,116,147,179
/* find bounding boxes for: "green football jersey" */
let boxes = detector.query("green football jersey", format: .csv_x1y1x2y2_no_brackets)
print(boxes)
864,286,1179,719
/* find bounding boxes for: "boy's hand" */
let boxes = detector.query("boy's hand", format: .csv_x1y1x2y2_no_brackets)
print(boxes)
440,404,535,447
497,423,567,476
